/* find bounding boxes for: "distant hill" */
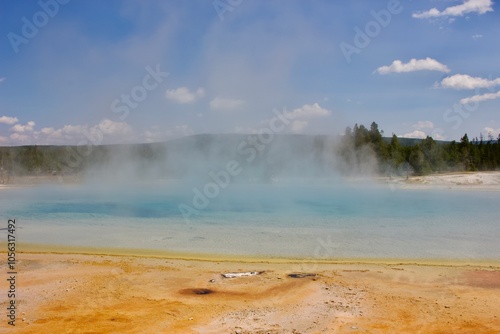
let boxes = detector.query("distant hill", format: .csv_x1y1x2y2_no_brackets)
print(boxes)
1,131,499,182
381,137,451,146
0,134,343,180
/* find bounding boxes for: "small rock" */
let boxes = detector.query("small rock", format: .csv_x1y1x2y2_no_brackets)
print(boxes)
287,273,317,278
222,271,263,278
208,279,215,283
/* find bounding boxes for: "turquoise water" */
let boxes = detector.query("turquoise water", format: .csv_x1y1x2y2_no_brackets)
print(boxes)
1,181,499,259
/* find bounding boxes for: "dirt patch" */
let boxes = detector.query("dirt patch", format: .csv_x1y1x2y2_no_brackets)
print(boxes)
464,270,500,288
7,253,500,333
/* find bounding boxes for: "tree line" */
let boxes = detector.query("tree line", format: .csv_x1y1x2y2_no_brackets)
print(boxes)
338,122,500,175
0,144,165,181
1,125,499,182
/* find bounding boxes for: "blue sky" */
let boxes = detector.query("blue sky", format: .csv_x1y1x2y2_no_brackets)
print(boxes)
0,0,499,145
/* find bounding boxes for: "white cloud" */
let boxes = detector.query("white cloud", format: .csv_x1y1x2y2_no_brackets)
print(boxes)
142,124,193,142
439,74,500,90
412,121,434,129
40,127,55,135
0,116,19,125
472,34,483,40
209,97,245,111
9,133,31,143
484,127,500,137
70,119,133,144
290,120,308,133
10,121,35,133
0,77,5,83
61,124,87,135
5,119,137,146
401,130,427,139
260,103,331,134
434,133,446,140
375,58,450,75
288,103,331,118
412,0,494,19
233,104,330,135
0,136,8,144
39,127,63,140
95,119,132,136
165,87,205,104
410,126,446,141
460,90,500,104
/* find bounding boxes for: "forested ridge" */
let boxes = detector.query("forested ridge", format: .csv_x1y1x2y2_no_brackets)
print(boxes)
1,122,499,182
339,122,500,175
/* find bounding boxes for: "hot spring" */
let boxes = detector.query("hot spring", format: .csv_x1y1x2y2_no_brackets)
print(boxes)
2,180,499,260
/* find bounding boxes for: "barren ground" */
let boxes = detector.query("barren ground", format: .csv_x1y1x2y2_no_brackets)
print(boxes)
1,252,499,333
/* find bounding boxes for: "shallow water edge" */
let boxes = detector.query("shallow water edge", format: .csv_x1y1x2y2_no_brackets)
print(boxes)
4,242,499,268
